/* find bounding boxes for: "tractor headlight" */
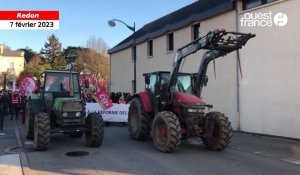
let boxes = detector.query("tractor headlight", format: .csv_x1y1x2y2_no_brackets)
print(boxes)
62,113,68,117
187,108,203,113
75,112,81,117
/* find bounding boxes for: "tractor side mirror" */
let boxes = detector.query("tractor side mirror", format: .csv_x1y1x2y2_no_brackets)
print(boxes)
145,75,150,85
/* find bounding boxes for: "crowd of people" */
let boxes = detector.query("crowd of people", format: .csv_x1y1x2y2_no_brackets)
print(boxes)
81,88,132,105
110,92,132,104
0,85,132,129
0,89,27,123
81,89,131,127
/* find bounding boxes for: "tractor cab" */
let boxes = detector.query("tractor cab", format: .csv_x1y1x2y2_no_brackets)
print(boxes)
144,71,204,109
144,71,193,95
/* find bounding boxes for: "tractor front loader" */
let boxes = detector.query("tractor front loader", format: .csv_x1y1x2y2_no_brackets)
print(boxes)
128,29,255,153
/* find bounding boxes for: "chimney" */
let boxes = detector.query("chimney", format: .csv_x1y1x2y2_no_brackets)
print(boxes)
0,44,3,55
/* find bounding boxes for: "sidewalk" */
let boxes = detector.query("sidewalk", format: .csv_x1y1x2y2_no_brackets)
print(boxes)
0,114,27,175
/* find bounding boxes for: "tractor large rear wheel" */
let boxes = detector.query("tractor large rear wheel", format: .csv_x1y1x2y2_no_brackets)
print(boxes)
202,112,233,151
128,97,150,140
25,101,34,140
152,111,181,153
85,113,104,147
34,113,50,151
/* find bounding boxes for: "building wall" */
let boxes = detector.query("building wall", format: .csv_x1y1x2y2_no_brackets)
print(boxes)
0,56,24,75
110,48,133,93
196,11,238,129
238,0,300,138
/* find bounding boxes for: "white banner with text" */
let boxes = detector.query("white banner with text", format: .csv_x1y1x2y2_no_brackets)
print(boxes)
85,103,129,122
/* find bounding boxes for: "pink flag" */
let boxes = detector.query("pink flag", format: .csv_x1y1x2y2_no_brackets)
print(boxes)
18,73,38,96
93,89,113,110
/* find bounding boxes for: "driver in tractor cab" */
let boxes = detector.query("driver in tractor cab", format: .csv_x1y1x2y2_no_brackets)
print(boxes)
46,76,69,92
45,76,58,91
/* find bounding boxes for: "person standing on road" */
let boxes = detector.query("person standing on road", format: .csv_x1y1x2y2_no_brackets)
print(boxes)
8,90,13,117
20,94,27,124
11,91,20,120
0,91,4,130
2,90,10,115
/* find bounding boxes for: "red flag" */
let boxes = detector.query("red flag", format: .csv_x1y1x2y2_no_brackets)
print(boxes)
93,89,113,110
87,73,94,87
79,75,84,87
18,73,38,96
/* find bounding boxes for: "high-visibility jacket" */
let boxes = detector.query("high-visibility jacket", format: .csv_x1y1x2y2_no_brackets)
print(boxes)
119,98,126,104
12,95,20,106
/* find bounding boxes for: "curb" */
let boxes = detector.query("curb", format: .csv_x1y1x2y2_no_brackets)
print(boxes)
14,119,32,175
233,130,300,143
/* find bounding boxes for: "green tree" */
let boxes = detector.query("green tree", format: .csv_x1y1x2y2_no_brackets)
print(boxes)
63,46,84,64
51,55,66,70
18,47,36,63
19,54,51,78
76,48,109,78
40,34,65,69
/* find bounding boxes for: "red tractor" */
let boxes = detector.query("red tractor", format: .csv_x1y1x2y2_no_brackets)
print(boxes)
128,29,255,153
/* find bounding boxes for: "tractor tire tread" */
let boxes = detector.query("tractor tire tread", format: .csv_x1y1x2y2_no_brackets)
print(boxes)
34,113,50,151
128,98,150,140
25,101,34,140
152,111,181,153
85,113,104,147
202,111,233,151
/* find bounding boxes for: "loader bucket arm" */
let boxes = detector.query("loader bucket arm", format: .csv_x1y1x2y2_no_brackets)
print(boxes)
193,30,256,97
167,29,255,101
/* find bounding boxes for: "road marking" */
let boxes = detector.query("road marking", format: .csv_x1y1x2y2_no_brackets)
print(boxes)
282,158,300,165
24,141,34,145
0,132,6,136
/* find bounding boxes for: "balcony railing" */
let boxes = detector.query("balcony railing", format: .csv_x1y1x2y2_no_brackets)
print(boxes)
7,68,15,73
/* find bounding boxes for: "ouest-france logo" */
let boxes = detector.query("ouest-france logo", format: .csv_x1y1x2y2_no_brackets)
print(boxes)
240,11,288,27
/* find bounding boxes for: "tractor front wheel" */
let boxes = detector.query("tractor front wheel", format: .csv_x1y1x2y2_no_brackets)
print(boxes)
202,112,233,151
128,97,150,140
34,113,50,151
152,111,181,153
85,113,104,147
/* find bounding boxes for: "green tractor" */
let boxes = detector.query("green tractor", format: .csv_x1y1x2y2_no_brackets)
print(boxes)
25,70,104,151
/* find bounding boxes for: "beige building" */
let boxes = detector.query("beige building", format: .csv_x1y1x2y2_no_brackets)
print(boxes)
108,0,300,139
0,44,25,88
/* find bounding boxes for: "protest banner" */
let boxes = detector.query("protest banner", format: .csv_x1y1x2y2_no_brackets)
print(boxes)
85,103,129,122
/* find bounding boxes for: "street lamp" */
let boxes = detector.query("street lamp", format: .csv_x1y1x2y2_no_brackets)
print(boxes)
2,72,7,90
108,19,137,94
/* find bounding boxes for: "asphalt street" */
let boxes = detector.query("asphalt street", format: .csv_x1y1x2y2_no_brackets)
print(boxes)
16,122,300,175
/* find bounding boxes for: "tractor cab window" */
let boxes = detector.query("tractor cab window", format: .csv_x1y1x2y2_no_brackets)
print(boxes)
160,73,171,94
148,74,157,93
175,75,192,93
45,72,79,93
